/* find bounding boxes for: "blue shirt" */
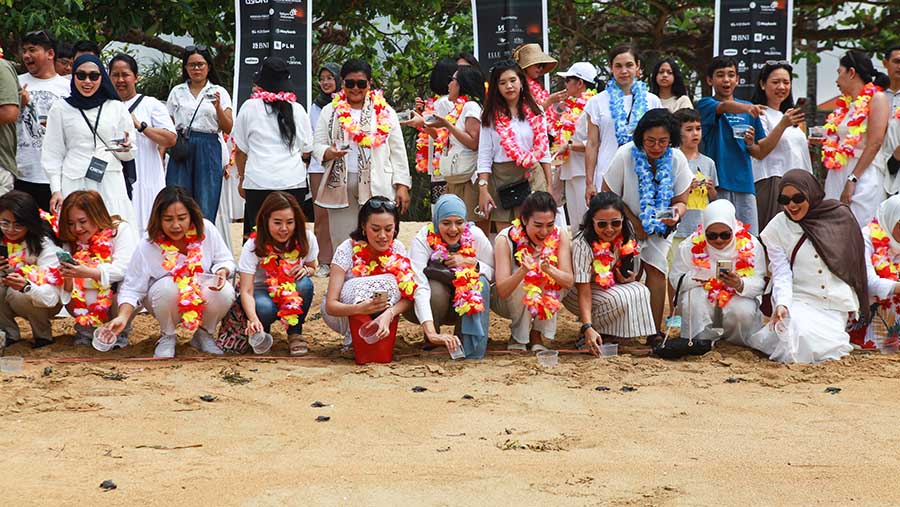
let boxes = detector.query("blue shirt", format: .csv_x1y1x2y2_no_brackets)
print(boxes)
697,96,766,194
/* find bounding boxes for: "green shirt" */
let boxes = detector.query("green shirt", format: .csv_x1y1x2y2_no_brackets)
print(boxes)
0,59,20,177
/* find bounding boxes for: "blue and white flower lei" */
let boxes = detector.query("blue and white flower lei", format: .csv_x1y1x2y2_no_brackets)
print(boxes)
609,80,649,146
632,144,673,235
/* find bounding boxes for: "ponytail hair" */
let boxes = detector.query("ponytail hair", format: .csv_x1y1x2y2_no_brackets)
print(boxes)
840,49,888,85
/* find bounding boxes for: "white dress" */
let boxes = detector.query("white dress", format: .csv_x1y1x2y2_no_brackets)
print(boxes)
126,95,175,235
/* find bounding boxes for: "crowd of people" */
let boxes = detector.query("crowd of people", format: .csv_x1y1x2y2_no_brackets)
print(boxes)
0,30,899,365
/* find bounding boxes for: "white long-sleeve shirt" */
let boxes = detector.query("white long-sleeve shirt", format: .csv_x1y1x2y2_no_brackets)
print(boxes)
59,221,139,305
41,99,136,194
862,225,900,301
408,224,495,323
118,219,235,307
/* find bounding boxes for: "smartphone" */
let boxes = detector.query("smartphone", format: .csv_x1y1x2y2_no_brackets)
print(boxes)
0,244,7,259
716,259,733,279
795,97,807,108
372,291,388,303
56,250,77,265
619,255,635,277
396,110,412,122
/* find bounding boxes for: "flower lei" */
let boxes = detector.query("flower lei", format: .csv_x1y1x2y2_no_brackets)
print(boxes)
250,89,297,103
39,209,58,236
551,89,597,162
608,80,649,146
690,222,755,308
509,218,561,319
632,145,674,236
332,89,391,149
867,218,900,313
251,233,305,327
494,108,548,168
895,106,900,121
822,82,879,171
351,240,417,300
426,223,484,316
590,237,638,288
69,229,115,327
528,78,549,106
3,239,62,286
157,228,205,331
414,96,469,175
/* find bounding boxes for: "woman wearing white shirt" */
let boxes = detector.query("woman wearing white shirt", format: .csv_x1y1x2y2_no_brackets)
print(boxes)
108,54,177,235
748,170,865,363
307,63,340,275
165,46,234,220
476,60,552,232
749,63,812,230
585,45,663,204
859,196,900,350
107,187,236,358
42,55,136,224
233,57,313,238
405,195,493,358
57,190,137,349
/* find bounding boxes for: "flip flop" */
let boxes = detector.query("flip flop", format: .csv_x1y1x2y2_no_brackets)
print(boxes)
507,341,527,351
529,343,550,352
289,338,309,356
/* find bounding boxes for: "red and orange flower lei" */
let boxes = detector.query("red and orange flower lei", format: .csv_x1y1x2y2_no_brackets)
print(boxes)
690,222,755,308
252,233,306,327
333,89,392,149
426,223,484,316
590,236,638,288
157,228,205,331
495,108,548,169
868,218,900,310
414,96,469,175
822,82,879,171
3,239,62,287
509,218,561,319
351,240,417,300
69,228,115,327
551,89,597,163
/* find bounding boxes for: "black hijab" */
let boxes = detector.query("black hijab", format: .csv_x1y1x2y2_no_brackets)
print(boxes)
65,55,120,110
778,170,869,319
313,62,341,109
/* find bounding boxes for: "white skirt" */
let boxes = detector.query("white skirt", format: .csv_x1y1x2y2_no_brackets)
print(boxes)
640,233,673,275
743,298,853,364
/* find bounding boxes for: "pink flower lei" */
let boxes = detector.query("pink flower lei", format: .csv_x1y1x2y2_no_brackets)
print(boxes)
250,89,297,103
494,108,548,169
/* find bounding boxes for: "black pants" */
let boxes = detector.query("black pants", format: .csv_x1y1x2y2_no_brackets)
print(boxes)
14,180,52,212
243,187,308,238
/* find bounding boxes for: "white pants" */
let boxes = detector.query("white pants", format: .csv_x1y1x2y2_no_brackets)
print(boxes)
680,287,762,341
326,176,361,256
143,277,235,337
491,283,562,343
564,176,587,231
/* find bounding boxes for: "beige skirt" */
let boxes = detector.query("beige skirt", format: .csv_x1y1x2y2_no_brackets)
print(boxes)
488,161,544,223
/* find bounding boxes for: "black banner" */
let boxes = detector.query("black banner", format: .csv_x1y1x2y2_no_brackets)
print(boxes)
233,0,312,111
472,0,548,81
714,0,793,101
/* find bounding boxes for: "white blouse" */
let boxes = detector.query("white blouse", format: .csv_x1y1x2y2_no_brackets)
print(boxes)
118,219,236,307
584,90,663,184
166,82,233,133
408,224,495,323
669,231,767,297
41,99,136,194
237,232,318,290
60,221,138,304
751,108,813,182
446,101,482,158
476,115,551,173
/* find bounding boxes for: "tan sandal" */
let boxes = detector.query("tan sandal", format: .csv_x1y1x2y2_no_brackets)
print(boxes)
289,335,309,356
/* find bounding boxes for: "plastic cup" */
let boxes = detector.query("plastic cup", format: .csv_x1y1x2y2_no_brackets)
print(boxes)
0,356,24,373
449,343,465,360
194,273,220,288
359,320,381,344
655,207,675,220
249,332,273,355
600,343,618,357
536,350,559,367
732,124,750,139
92,326,117,352
879,338,900,355
774,317,791,337
396,110,412,122
809,126,827,140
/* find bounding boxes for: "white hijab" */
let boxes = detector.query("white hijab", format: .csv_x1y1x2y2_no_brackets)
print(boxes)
701,199,738,260
876,195,900,254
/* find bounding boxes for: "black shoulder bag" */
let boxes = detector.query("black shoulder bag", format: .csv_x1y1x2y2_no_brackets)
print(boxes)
169,96,204,163
652,273,714,359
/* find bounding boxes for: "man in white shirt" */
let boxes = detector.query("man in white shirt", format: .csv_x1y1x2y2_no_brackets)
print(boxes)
15,30,70,211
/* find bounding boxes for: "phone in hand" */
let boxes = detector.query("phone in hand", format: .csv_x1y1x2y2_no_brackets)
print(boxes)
56,250,77,265
618,254,635,278
795,97,807,108
372,290,388,303
0,244,7,259
716,259,733,279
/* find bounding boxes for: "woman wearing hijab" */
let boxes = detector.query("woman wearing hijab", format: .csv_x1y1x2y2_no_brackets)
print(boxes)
307,63,340,275
41,55,136,223
670,199,766,343
858,195,900,350
232,57,313,238
748,169,865,363
405,194,493,358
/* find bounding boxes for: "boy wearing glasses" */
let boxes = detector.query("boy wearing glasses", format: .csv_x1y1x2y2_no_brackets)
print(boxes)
16,30,70,211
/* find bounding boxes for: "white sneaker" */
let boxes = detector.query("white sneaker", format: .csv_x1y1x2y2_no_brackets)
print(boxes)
315,264,330,278
154,335,176,358
190,331,224,355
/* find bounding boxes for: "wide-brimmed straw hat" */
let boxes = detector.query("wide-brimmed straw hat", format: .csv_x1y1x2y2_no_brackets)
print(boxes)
512,43,558,72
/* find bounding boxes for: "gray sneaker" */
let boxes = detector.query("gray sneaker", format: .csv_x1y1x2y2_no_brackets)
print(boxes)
154,335,177,358
113,334,129,349
315,264,331,278
73,332,92,346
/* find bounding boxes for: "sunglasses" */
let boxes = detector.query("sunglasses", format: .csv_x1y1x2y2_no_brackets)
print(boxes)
367,199,396,211
25,30,51,42
74,71,102,82
777,193,807,205
343,79,369,89
705,231,732,241
594,219,624,229
185,45,208,53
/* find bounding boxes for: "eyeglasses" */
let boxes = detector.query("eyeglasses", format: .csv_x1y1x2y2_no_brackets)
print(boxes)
187,62,207,70
367,199,396,211
777,193,807,205
594,219,624,229
185,45,208,53
705,231,732,241
25,30,51,42
0,221,25,232
74,71,101,82
343,79,369,89
643,137,670,148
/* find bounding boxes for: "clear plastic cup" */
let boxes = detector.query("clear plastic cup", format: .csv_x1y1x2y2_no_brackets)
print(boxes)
359,320,381,344
536,350,559,367
249,332,273,355
449,343,465,360
655,207,675,220
194,273,220,288
879,338,900,355
0,356,24,373
732,124,750,139
92,326,117,352
774,317,791,337
808,126,827,140
600,343,618,357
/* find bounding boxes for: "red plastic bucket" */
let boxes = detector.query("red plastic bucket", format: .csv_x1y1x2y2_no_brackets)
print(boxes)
349,314,398,364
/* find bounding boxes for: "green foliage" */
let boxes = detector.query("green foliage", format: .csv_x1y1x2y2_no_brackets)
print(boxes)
138,57,183,101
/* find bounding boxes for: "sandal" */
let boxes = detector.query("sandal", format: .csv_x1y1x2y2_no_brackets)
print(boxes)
529,343,550,352
289,335,309,356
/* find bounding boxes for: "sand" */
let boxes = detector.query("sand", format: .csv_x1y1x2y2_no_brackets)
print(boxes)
2,223,900,506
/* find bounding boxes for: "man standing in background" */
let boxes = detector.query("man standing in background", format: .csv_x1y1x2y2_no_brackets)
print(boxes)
0,48,20,194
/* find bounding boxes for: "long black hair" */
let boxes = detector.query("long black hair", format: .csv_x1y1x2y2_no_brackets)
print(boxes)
350,196,401,241
649,57,688,98
750,62,795,112
455,65,485,104
580,192,633,245
840,49,887,85
481,60,541,128
0,191,59,254
430,57,458,96
180,46,222,85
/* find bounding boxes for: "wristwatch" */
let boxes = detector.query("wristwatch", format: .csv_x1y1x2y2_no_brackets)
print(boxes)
579,323,593,335
847,174,859,183
22,281,32,294
138,121,148,133
478,179,489,187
